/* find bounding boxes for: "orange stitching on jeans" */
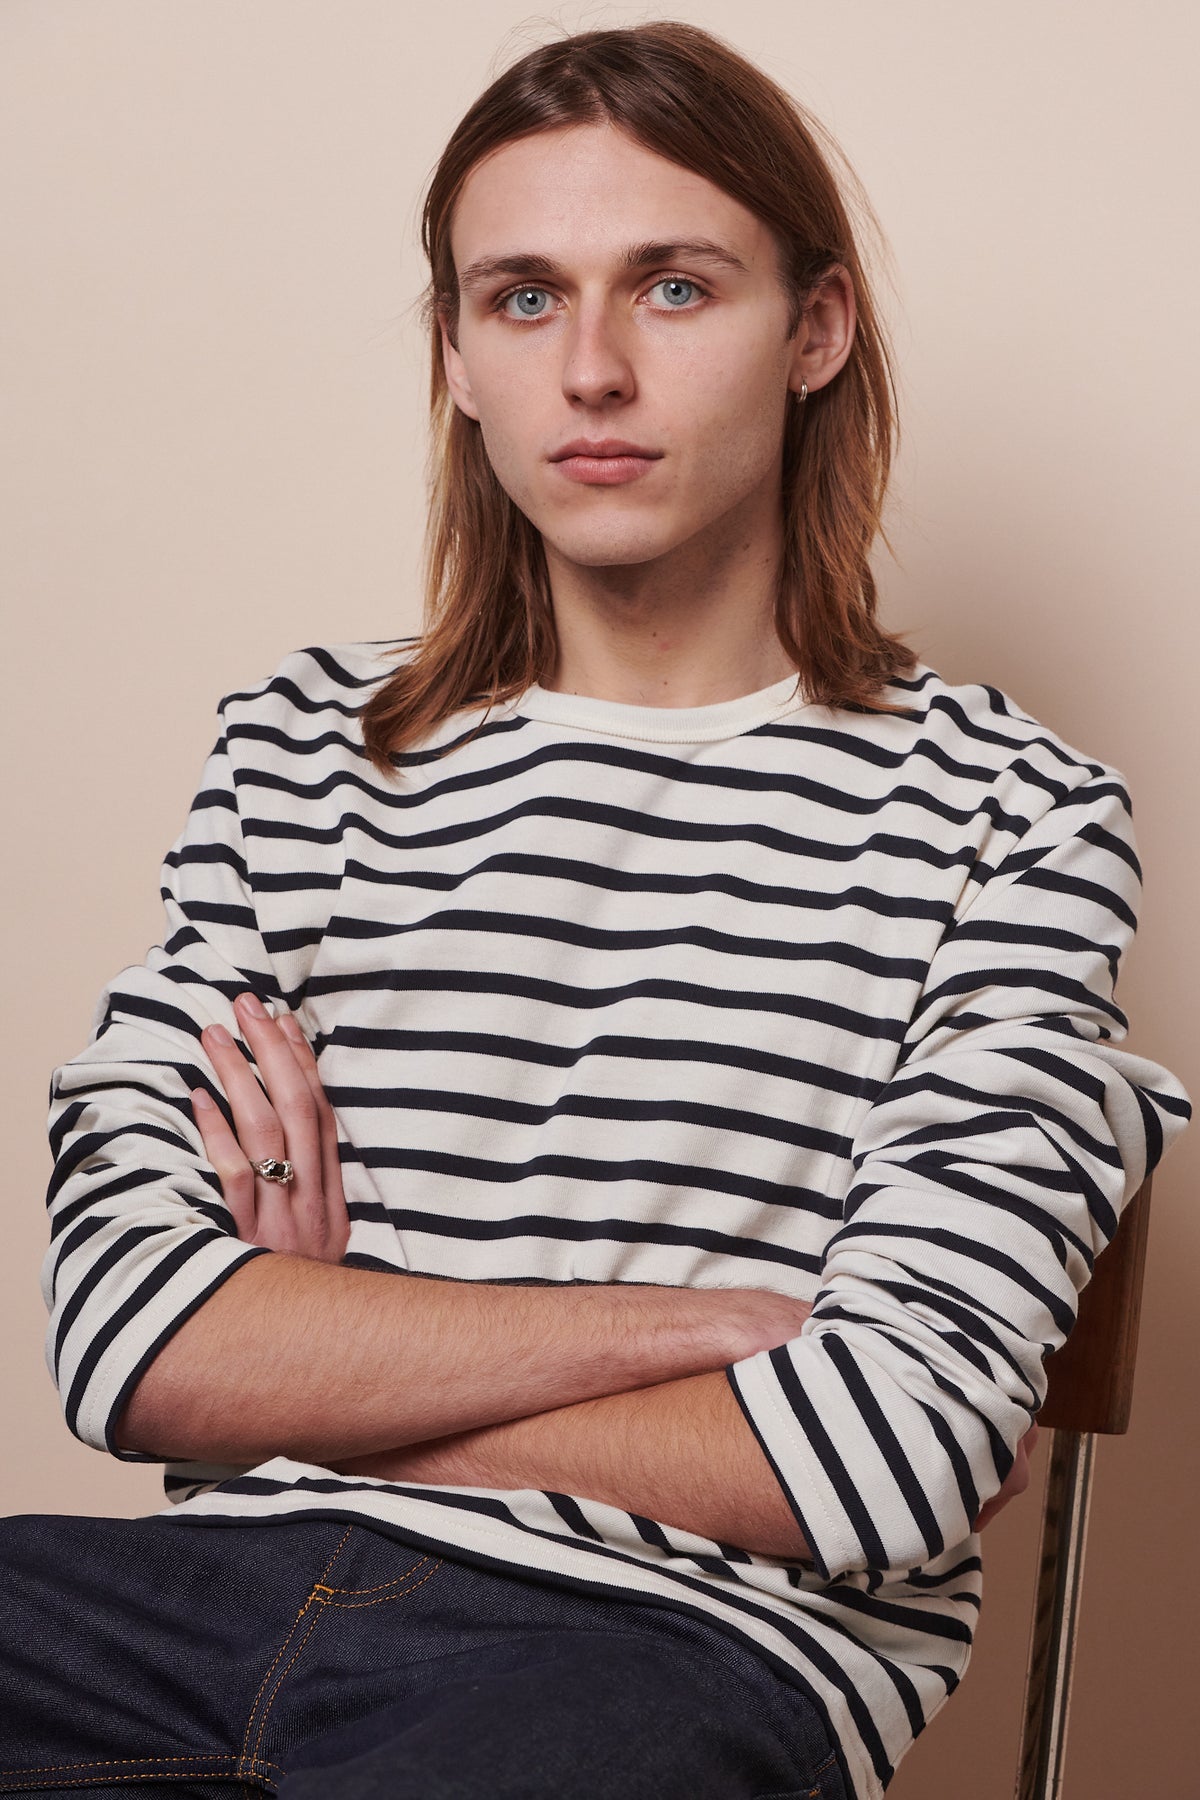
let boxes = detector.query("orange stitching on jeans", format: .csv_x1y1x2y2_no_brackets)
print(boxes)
320,1555,431,1597
245,1555,444,1768
0,1756,286,1794
807,1750,839,1797
0,1777,261,1793
321,1559,443,1609
245,1604,327,1769
0,1769,279,1791
0,1754,240,1774
236,1524,353,1779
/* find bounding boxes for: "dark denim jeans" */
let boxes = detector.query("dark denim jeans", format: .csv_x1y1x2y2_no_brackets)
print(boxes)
0,1512,848,1799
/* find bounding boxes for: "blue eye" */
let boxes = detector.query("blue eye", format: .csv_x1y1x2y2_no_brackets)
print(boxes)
650,278,698,308
502,288,550,319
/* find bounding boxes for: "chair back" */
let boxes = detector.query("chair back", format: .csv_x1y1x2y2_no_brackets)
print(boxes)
1014,1174,1154,1800
1038,1176,1153,1436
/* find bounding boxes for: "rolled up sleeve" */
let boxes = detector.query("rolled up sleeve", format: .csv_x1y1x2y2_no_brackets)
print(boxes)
44,696,280,1458
727,772,1191,1580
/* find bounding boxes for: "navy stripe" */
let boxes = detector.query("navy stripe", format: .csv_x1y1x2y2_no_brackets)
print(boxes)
321,904,928,985
328,1084,852,1161
342,850,955,924
317,970,900,1059
324,1021,887,1105
350,1202,824,1274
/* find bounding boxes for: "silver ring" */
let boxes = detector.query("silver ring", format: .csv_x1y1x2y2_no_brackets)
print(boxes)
251,1156,294,1185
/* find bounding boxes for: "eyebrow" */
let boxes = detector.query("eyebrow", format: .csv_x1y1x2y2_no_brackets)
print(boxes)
456,238,752,296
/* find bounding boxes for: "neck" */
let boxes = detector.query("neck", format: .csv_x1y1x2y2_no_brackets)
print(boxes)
540,501,796,708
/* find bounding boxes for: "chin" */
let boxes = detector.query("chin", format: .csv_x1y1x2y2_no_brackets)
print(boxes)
540,519,681,571
556,544,666,571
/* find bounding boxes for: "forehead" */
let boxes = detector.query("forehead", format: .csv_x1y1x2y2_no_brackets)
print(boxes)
449,122,777,274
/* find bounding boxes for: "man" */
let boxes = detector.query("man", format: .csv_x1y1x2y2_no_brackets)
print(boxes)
7,23,1188,1800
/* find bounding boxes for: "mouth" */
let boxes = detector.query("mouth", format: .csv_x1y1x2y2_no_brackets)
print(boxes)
548,439,664,487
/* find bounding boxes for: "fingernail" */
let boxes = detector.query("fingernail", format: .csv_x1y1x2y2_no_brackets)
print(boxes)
278,1014,303,1041
206,1023,234,1048
236,993,268,1019
191,1088,215,1111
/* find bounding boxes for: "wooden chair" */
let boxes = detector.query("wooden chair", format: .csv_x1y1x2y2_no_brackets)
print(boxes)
1014,1174,1154,1799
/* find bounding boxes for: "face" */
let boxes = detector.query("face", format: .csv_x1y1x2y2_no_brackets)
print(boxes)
441,123,839,577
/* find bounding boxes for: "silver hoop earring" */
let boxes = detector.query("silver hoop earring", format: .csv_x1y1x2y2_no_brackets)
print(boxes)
795,380,808,404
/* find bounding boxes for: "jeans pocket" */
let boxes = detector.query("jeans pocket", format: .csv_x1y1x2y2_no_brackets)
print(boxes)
315,1532,444,1611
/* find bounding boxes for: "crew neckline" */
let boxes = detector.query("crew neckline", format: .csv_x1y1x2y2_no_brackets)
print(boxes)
508,672,809,743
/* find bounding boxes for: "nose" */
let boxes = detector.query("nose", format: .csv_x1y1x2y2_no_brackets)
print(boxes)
561,300,635,407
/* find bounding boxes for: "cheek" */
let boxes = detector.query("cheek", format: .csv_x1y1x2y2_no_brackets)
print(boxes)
670,319,790,431
476,414,540,514
466,372,543,505
687,365,790,491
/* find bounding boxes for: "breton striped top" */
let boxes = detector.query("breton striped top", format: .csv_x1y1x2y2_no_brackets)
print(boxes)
45,639,1190,1800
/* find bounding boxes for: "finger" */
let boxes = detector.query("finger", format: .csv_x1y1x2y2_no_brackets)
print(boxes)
974,1474,1019,1532
1009,1446,1031,1498
200,1021,301,1253
228,994,326,1254
200,1019,288,1166
229,993,334,1256
200,1018,297,1253
974,1434,1034,1532
189,1088,256,1240
199,1008,315,1255
277,1012,350,1256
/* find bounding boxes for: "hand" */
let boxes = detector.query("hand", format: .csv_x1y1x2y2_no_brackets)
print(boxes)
190,991,350,1263
974,1423,1040,1532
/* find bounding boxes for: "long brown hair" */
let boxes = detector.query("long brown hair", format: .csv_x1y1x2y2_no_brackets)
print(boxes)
360,21,913,774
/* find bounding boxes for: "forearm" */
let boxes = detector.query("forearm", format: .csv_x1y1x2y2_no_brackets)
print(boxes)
115,1252,801,1465
337,1369,811,1560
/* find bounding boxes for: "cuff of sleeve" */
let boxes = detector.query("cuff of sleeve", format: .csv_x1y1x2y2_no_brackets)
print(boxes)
63,1234,270,1460
726,1342,878,1582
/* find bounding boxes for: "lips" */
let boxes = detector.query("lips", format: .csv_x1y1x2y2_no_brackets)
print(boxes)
549,439,662,462
548,439,663,487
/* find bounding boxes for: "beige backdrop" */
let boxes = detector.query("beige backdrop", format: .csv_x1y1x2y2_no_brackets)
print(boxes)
3,3,1196,1794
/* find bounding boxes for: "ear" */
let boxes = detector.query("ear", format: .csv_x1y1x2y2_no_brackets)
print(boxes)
439,310,481,421
788,266,857,399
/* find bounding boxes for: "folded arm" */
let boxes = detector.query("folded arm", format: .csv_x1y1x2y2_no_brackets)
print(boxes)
335,1370,811,1558
171,997,1031,1553
115,1248,806,1465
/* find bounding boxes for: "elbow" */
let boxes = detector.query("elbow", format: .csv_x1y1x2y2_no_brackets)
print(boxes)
109,1313,236,1461
51,1233,270,1462
110,1348,204,1461
50,1348,181,1465
112,1370,175,1459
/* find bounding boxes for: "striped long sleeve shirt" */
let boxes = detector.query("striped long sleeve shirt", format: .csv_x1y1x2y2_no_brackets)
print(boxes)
44,640,1191,1799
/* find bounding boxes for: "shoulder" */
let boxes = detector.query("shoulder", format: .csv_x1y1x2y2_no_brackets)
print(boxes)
215,638,419,744
871,664,1124,802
